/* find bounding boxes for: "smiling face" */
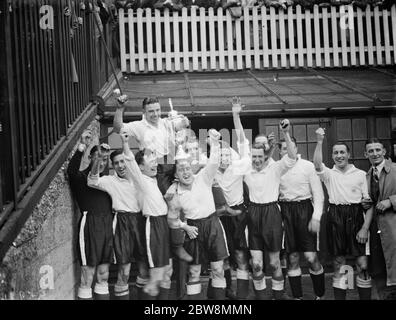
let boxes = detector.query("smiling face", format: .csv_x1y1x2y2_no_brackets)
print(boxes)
186,141,199,160
175,159,194,186
220,147,232,170
251,147,265,171
365,142,386,166
279,140,297,158
139,151,158,177
112,154,127,178
144,102,161,126
332,144,350,170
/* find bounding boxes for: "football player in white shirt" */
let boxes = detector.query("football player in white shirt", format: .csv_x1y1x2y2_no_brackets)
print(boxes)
88,149,149,300
165,129,230,300
313,128,374,300
278,137,325,300
121,131,173,300
244,119,297,300
113,95,189,195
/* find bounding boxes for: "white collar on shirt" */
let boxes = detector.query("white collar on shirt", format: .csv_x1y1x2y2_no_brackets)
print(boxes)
373,159,386,176
331,164,359,175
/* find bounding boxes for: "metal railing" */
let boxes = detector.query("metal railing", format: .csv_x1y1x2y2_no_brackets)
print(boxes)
0,0,118,227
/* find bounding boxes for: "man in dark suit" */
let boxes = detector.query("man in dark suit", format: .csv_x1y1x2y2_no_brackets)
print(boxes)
364,138,396,300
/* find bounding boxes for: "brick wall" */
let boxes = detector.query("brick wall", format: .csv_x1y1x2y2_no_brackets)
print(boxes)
0,119,100,300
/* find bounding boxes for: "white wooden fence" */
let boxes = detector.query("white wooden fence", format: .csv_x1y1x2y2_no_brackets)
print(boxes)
119,5,396,73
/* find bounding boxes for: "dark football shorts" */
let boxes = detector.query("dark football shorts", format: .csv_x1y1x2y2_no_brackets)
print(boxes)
145,215,171,268
247,202,283,252
327,203,366,257
78,211,114,266
220,203,248,254
280,199,317,253
184,213,229,265
113,211,147,265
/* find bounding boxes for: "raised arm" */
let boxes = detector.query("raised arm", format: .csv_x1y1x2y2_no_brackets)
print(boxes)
120,129,145,189
313,127,325,172
68,130,91,182
87,149,110,192
202,129,221,184
280,119,296,160
113,94,128,134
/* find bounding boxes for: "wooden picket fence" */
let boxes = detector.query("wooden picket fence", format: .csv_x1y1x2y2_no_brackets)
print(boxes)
119,5,396,73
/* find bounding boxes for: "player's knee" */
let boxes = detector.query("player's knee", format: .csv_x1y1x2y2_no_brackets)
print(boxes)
269,259,281,272
304,252,318,266
356,256,368,273
97,265,110,282
189,265,201,283
251,261,263,276
288,252,300,269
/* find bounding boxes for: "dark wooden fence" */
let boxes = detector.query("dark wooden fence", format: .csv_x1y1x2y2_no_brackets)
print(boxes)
0,0,118,232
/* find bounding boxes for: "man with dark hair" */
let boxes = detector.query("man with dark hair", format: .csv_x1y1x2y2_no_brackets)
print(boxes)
113,95,189,194
87,146,149,300
120,130,173,300
67,131,113,300
313,128,374,300
278,136,325,300
364,138,396,300
244,119,297,300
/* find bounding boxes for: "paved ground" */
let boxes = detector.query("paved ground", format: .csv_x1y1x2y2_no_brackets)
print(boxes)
108,271,383,300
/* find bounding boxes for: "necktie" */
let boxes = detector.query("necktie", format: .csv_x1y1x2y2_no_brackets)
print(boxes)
370,167,380,204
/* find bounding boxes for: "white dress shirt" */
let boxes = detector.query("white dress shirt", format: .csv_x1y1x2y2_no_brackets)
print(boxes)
279,155,324,220
87,173,141,212
123,117,173,156
124,155,168,217
215,140,251,207
244,155,296,204
317,164,369,204
177,144,220,220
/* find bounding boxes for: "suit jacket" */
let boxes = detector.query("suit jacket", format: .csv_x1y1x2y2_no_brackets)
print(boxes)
367,159,396,286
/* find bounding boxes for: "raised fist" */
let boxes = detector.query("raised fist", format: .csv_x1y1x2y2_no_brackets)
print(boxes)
267,132,276,147
208,129,221,142
117,94,128,105
231,96,244,114
315,127,325,142
80,130,92,147
279,119,290,132
120,129,130,142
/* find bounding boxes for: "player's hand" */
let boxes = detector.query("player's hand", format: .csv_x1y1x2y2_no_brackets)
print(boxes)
376,199,391,213
80,130,92,147
117,94,128,105
267,132,276,147
308,218,320,234
184,225,198,239
315,127,325,142
231,96,244,114
361,197,373,211
120,129,130,143
356,227,369,244
208,129,221,144
279,119,290,133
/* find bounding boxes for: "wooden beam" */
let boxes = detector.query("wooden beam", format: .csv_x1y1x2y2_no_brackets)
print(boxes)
305,68,383,103
183,73,195,108
246,70,288,105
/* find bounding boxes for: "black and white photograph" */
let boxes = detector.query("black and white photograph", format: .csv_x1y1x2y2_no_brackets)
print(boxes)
0,0,395,305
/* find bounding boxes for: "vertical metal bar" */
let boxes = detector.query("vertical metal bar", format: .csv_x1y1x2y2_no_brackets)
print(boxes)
34,0,46,159
19,0,32,178
1,0,19,205
11,0,25,185
28,0,40,168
